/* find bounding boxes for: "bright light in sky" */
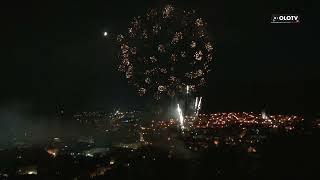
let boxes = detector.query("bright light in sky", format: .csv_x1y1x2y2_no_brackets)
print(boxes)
103,31,108,37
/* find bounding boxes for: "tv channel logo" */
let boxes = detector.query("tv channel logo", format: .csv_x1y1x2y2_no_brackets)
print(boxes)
271,14,300,24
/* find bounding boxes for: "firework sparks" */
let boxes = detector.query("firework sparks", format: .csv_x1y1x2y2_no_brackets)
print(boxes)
117,4,214,99
177,104,184,129
194,97,202,116
197,97,202,116
195,97,198,110
163,5,174,18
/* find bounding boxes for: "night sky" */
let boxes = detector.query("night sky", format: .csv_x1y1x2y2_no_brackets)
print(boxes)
1,0,317,118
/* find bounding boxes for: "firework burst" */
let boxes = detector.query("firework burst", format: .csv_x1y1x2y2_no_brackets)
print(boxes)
117,4,214,99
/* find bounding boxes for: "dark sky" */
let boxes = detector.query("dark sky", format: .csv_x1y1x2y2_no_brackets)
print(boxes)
1,0,318,117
